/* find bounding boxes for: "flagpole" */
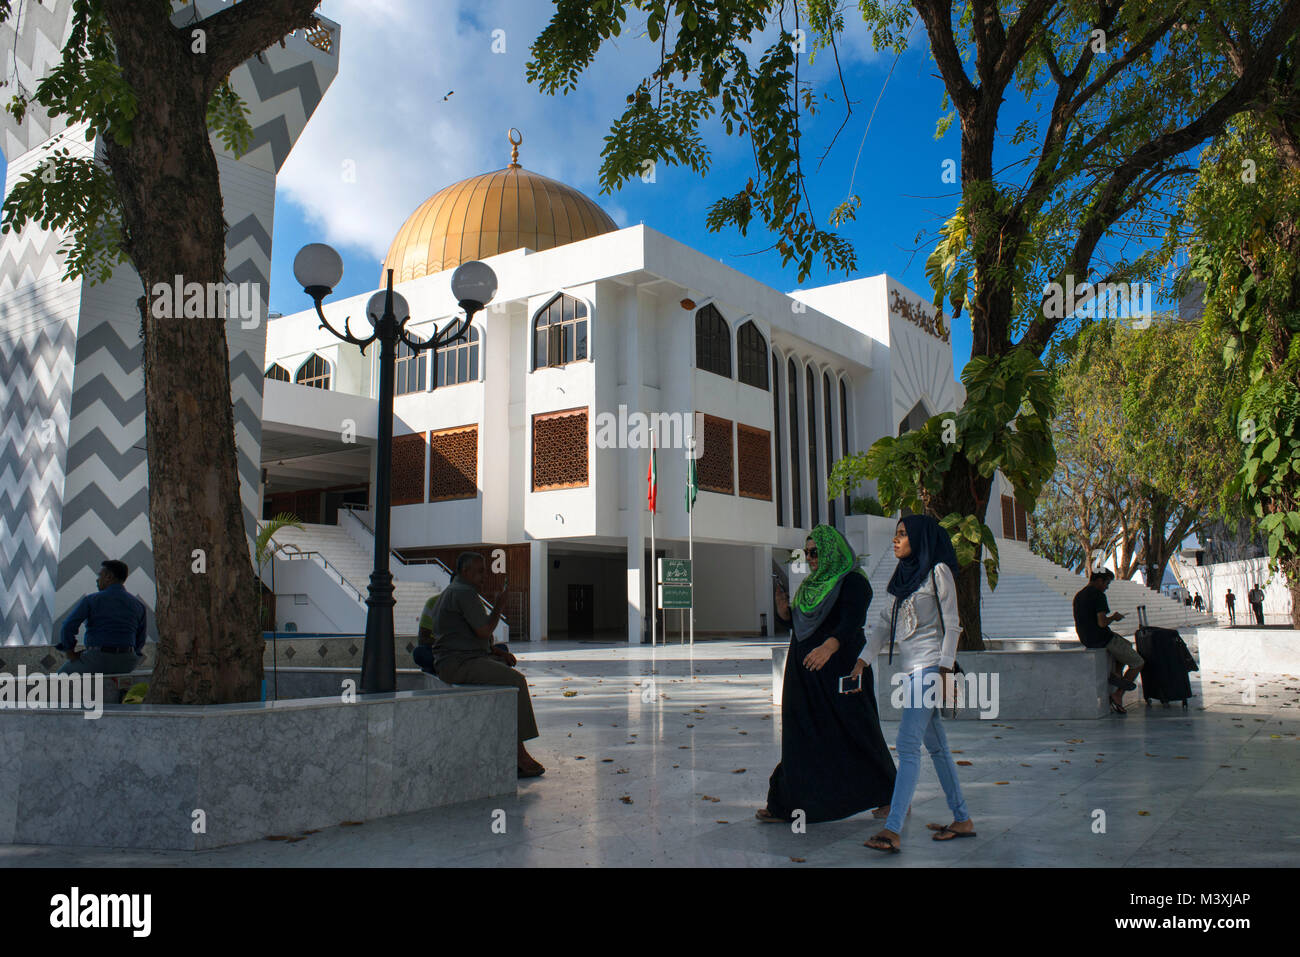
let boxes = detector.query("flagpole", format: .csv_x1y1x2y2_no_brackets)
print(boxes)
688,428,695,648
650,427,657,648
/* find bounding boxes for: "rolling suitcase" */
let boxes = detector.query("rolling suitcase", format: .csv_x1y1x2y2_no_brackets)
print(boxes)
1134,605,1197,709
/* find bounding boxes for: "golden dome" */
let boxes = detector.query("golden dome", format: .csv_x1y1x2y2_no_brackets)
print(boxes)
381,131,618,284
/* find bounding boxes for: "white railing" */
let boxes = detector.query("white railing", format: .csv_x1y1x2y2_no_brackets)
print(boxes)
276,544,365,606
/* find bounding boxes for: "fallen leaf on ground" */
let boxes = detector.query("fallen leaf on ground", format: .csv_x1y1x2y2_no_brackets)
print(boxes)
620,796,634,804
562,690,578,697
994,781,1009,785
790,857,806,863
956,760,973,766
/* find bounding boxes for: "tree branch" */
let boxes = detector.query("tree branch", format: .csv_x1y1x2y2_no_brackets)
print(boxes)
193,0,323,95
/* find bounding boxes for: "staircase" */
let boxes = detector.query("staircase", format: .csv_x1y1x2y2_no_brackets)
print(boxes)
261,523,446,636
861,539,1215,642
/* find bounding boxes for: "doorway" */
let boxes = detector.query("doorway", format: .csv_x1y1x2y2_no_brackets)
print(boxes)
567,584,595,638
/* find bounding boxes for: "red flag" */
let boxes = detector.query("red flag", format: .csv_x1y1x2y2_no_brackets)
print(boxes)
647,443,657,513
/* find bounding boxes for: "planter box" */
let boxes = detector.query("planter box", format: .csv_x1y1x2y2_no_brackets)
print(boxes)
0,686,515,850
1196,628,1300,674
771,645,1122,719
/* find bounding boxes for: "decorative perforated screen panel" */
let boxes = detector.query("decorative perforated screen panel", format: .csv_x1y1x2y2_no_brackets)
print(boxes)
429,426,478,501
392,432,427,506
532,408,589,490
698,413,734,494
737,424,772,500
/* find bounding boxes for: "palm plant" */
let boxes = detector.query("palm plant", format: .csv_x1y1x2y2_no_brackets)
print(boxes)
255,513,304,632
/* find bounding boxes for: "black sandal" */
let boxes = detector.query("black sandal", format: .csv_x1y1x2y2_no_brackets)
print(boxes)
864,833,901,853
1109,699,1127,714
931,824,977,841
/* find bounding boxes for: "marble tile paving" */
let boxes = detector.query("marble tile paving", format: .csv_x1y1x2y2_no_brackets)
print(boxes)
2,639,1296,867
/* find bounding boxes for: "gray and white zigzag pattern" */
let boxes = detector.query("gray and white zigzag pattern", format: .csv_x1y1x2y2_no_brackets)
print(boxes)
0,320,74,647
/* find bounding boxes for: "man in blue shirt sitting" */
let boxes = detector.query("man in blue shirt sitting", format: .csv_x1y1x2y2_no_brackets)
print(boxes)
57,560,148,675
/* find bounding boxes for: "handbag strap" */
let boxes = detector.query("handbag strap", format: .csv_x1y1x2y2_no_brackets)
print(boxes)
933,566,944,637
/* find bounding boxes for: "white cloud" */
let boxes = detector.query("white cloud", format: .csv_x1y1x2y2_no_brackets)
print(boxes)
278,0,658,262
276,1,912,267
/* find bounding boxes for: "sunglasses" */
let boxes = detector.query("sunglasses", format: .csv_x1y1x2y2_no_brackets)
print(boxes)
805,548,819,558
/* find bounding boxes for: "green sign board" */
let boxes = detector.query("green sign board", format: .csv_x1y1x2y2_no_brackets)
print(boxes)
658,583,692,609
658,558,692,584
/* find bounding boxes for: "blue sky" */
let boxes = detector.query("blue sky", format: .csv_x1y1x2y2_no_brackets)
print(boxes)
262,0,983,368
1,1,1187,374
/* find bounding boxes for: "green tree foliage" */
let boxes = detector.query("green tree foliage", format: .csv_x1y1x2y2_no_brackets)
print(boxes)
1169,105,1300,624
530,0,1300,644
1039,318,1240,586
0,0,324,704
1,1,254,282
829,348,1056,593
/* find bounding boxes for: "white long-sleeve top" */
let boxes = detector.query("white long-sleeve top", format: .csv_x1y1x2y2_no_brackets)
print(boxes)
859,562,961,671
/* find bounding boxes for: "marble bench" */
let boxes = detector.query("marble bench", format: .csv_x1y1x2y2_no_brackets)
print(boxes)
0,684,517,851
93,668,453,702
1196,628,1300,674
771,645,1139,719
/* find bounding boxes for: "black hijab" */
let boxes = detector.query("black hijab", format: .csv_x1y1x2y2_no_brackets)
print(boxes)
886,514,960,601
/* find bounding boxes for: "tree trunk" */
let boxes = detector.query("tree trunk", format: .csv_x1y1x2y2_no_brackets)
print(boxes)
935,452,994,650
1285,556,1300,629
101,3,265,703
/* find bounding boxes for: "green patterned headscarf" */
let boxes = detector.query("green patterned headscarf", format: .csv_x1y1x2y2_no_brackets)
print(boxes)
790,525,868,640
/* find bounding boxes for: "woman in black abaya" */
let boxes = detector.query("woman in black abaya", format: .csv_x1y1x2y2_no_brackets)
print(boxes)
757,524,897,823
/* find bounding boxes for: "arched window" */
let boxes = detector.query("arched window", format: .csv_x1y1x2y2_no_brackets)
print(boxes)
807,366,819,527
434,324,480,388
695,304,731,378
824,371,836,526
787,358,801,528
737,320,768,390
295,354,331,390
533,294,588,370
839,378,851,517
772,352,784,527
264,363,290,382
394,338,427,395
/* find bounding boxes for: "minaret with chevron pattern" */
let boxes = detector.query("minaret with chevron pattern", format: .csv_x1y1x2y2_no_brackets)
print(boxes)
0,0,339,647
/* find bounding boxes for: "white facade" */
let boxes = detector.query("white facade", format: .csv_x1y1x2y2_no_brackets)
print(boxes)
264,222,999,643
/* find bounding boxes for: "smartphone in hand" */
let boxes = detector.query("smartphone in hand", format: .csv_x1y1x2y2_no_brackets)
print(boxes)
838,673,862,694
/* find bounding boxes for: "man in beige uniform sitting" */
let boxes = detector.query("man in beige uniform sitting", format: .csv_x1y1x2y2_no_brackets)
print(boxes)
418,552,544,778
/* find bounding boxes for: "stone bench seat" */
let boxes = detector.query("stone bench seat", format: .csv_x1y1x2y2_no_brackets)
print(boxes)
771,644,1148,719
0,683,517,851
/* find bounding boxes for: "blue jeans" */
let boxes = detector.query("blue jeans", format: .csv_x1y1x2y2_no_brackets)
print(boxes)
58,648,140,676
885,666,969,834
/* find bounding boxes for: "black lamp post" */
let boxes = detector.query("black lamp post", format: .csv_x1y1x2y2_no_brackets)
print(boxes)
293,243,498,693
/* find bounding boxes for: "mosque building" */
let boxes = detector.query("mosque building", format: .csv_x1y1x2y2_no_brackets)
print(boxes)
259,131,1027,645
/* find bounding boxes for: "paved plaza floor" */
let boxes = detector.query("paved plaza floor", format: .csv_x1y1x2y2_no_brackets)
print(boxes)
2,639,1297,867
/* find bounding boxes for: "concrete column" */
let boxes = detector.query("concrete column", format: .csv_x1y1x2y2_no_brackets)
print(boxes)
622,283,646,642
529,538,548,642
756,544,775,637
628,530,645,643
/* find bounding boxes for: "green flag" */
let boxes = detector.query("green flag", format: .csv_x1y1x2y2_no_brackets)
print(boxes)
685,452,697,512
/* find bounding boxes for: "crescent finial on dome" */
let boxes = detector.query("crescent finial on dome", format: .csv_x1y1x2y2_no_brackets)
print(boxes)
508,128,522,168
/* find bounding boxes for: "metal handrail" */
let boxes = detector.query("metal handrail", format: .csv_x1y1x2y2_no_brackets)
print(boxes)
276,544,366,605
339,501,374,533
337,505,508,627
